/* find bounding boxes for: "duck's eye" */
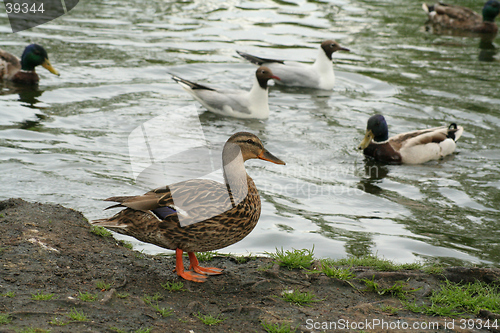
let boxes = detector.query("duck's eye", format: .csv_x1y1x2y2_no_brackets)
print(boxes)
331,44,336,48
246,139,254,144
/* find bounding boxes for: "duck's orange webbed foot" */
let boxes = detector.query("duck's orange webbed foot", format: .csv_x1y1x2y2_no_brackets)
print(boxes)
177,270,207,283
188,252,224,276
175,249,207,283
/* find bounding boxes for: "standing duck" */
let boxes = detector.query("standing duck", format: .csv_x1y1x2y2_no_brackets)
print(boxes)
237,40,349,90
422,1,500,34
0,44,59,84
358,114,464,164
171,66,280,119
92,132,285,282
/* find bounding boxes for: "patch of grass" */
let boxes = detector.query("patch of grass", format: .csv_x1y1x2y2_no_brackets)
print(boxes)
49,317,69,326
161,281,185,292
426,280,500,316
257,263,274,271
31,291,56,301
267,247,315,270
77,291,98,302
233,253,256,264
195,251,220,262
403,300,459,316
1,291,15,298
422,264,445,275
0,247,6,254
109,328,126,333
0,213,4,218
316,260,355,280
18,328,51,333
281,289,322,307
90,225,113,237
142,293,163,305
66,308,88,322
118,240,133,249
194,312,225,326
0,313,12,324
95,280,112,291
361,277,419,299
116,292,130,299
150,304,173,317
135,328,152,333
261,321,297,333
380,304,399,315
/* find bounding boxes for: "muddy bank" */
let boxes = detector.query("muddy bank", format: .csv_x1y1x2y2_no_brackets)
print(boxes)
1,198,499,333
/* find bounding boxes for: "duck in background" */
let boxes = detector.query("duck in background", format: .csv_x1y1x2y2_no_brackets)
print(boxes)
358,114,463,164
422,1,500,34
92,132,285,282
237,40,349,90
0,44,59,85
172,66,280,119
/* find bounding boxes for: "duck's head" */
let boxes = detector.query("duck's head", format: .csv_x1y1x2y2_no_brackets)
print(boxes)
358,114,389,150
224,132,285,165
321,40,350,60
255,66,280,89
483,0,500,22
20,44,59,76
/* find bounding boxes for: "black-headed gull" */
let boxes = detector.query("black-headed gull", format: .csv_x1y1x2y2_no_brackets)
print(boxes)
172,66,280,120
237,40,349,90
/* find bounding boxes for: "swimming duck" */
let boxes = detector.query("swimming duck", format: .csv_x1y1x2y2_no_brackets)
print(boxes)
172,66,280,119
358,114,464,164
237,40,349,90
422,1,500,34
0,44,59,84
92,132,285,282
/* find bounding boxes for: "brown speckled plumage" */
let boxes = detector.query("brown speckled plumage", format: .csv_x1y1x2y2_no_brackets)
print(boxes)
95,175,261,252
92,132,285,282
423,1,499,34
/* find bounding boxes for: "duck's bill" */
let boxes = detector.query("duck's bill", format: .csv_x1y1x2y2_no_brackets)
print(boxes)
340,47,350,52
258,150,286,165
271,75,281,81
358,130,374,150
42,59,60,76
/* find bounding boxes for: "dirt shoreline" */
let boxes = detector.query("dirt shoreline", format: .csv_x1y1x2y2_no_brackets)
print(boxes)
1,198,499,333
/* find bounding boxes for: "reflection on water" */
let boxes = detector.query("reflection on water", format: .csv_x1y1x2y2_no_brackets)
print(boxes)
358,160,390,195
0,0,499,266
478,37,497,62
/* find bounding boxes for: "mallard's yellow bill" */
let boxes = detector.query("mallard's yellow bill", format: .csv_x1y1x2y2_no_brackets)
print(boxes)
358,129,374,150
258,150,285,165
42,59,60,76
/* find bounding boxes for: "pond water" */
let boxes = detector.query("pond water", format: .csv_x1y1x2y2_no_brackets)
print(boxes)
1,0,499,266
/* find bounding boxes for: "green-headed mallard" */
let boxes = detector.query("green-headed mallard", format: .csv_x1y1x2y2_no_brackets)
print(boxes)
422,1,500,34
0,44,59,84
171,66,280,119
358,114,464,164
92,132,285,282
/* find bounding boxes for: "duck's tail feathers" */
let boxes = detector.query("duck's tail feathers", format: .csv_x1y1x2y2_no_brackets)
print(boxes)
171,75,215,91
90,218,128,229
102,196,132,210
236,51,285,66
